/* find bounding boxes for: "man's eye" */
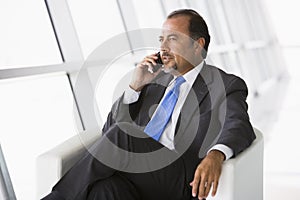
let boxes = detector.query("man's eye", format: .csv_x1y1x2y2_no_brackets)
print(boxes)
169,37,177,41
159,38,163,42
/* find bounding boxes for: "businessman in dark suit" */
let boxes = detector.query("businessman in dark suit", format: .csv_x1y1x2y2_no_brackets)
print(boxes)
43,9,256,200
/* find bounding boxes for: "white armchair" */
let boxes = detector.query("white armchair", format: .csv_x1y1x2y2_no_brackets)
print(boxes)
36,128,263,200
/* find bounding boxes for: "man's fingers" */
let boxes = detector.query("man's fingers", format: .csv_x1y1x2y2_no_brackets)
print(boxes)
144,56,158,66
204,179,213,197
191,155,223,199
137,61,151,69
211,179,219,196
191,178,200,197
137,55,161,73
198,177,207,199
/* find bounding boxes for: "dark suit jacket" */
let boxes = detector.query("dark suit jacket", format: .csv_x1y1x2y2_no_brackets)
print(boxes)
102,63,256,182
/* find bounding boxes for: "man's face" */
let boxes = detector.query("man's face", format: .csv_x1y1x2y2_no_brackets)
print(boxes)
160,15,199,75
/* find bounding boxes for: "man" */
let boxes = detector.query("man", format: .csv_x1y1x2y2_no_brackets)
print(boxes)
43,9,255,200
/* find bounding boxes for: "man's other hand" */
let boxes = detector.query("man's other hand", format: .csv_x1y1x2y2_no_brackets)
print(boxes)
189,150,225,199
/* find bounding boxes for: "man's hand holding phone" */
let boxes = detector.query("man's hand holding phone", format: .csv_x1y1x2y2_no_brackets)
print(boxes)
129,52,163,91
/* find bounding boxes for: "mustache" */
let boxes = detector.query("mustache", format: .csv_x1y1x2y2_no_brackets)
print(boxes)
161,52,172,57
160,52,177,70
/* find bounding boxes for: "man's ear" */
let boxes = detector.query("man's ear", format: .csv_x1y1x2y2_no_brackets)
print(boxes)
193,37,205,57
194,37,205,50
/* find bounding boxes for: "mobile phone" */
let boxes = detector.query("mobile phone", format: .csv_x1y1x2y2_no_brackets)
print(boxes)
153,52,163,72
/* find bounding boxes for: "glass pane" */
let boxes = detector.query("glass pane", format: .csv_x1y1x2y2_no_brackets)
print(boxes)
222,0,253,43
131,0,165,28
244,0,269,40
0,73,77,200
95,52,141,121
265,0,300,45
206,53,225,70
67,0,126,59
237,50,263,91
222,51,244,76
163,0,186,14
189,0,223,47
0,0,62,69
206,0,233,44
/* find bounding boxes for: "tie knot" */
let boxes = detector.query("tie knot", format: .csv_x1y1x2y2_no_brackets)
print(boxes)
174,76,185,88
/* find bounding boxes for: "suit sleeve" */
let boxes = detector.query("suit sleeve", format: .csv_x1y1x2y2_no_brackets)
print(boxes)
102,87,147,133
216,76,256,157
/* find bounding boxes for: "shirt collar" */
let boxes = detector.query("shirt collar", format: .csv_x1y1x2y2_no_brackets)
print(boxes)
169,60,204,87
181,60,204,86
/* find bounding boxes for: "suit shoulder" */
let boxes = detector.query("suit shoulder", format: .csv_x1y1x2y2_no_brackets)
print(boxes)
205,64,247,88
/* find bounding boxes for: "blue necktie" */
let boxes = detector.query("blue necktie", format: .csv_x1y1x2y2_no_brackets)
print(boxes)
144,76,186,141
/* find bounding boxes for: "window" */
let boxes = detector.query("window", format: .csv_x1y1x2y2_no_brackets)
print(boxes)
0,73,77,199
131,0,165,28
66,0,126,59
0,0,62,69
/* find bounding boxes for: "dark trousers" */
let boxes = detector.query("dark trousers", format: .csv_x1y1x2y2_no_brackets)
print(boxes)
42,123,197,200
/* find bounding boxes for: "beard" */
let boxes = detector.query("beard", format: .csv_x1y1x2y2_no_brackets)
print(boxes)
162,64,178,74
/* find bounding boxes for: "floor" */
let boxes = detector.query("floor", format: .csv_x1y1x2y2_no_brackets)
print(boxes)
250,47,300,200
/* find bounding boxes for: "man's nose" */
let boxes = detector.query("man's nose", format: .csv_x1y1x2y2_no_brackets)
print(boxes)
160,41,169,53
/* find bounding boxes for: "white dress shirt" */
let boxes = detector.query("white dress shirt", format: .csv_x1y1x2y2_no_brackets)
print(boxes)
123,61,233,160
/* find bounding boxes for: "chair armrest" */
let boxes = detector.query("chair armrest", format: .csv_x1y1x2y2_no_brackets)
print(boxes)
207,128,264,200
36,129,101,199
37,128,263,200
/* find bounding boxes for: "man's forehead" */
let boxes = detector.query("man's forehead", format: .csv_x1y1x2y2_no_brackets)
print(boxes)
161,17,190,37
160,29,178,36
159,29,189,38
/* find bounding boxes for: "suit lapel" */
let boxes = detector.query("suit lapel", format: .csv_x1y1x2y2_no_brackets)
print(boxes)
184,64,213,109
174,64,213,144
137,72,173,125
